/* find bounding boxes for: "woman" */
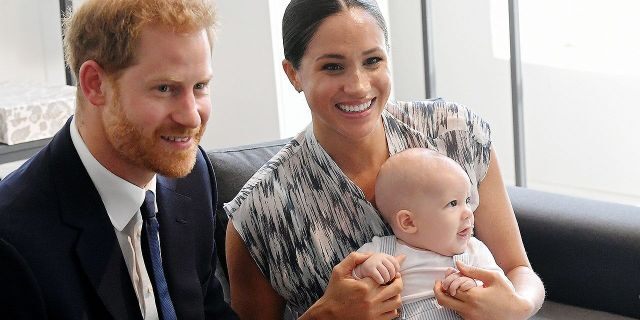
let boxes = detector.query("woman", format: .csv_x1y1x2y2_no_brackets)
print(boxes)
226,0,544,319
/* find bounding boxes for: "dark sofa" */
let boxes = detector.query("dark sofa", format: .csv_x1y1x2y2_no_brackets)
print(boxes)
208,139,640,320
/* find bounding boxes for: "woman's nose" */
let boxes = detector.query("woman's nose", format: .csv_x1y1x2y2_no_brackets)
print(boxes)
343,69,370,96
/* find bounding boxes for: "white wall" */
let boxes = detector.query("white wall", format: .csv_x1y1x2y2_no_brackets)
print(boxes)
0,0,66,85
203,0,282,149
387,0,426,101
523,65,640,205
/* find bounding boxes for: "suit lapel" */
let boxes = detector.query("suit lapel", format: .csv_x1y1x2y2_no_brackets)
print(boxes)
156,176,192,258
156,176,199,315
51,118,140,319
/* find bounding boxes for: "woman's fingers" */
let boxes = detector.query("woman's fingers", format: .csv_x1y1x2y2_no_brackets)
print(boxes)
456,260,498,285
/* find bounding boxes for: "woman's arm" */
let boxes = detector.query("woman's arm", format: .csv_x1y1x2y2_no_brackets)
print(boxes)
226,224,285,319
227,223,404,319
435,147,545,319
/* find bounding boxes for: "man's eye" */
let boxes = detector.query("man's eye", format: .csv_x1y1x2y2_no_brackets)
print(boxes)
195,83,207,90
322,63,342,71
448,200,458,207
158,85,170,93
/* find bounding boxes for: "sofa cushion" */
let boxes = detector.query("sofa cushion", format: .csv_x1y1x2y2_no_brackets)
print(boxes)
533,301,635,320
208,138,291,276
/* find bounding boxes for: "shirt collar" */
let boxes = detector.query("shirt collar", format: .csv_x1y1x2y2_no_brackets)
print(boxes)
70,117,157,231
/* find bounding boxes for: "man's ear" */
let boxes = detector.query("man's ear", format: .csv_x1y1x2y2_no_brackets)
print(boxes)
78,60,108,107
282,59,302,93
396,210,418,234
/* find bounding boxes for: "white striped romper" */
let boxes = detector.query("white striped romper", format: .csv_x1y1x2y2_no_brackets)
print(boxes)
357,235,505,319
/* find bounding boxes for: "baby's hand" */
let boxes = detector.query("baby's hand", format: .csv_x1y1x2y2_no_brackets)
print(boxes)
352,253,401,285
441,267,478,296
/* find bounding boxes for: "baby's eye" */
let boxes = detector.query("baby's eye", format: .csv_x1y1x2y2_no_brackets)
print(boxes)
322,63,343,71
465,197,471,205
448,200,458,207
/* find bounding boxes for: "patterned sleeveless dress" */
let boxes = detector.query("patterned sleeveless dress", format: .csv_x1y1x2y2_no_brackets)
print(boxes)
225,99,492,314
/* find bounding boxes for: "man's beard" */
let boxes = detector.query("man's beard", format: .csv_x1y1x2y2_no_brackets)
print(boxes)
102,87,204,178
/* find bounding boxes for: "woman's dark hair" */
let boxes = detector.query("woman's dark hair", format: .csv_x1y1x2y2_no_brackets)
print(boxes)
283,0,389,69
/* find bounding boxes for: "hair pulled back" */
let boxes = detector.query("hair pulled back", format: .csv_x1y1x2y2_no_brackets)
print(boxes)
282,0,388,69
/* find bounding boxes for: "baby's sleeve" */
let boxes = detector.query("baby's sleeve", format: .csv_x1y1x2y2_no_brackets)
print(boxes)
356,236,382,253
469,238,503,273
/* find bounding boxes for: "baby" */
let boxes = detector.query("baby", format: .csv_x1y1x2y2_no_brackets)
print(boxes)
354,148,510,319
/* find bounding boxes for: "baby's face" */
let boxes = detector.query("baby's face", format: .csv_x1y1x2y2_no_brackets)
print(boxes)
408,169,474,256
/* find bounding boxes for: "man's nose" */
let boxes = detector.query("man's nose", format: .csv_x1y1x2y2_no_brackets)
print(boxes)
173,91,202,128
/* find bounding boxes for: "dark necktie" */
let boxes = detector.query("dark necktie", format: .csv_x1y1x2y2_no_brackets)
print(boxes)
140,190,177,320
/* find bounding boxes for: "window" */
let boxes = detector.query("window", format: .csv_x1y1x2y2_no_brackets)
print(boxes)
421,0,639,205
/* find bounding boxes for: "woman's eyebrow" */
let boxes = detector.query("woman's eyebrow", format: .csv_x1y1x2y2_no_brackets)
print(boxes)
316,53,345,61
362,47,382,55
315,47,384,62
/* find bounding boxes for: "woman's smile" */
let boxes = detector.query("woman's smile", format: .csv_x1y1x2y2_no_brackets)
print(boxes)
336,98,375,113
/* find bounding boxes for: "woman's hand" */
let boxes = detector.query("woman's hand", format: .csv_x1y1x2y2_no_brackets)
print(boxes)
434,261,534,320
301,252,404,320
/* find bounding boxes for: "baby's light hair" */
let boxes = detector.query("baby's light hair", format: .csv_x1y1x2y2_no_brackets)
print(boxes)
375,148,466,227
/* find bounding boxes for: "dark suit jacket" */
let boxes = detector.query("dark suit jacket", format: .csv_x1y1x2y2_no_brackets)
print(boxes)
0,118,237,319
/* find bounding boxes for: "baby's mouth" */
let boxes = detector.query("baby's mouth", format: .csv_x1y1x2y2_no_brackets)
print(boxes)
457,226,473,237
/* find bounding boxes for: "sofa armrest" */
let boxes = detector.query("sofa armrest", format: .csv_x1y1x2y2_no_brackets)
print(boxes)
508,186,640,319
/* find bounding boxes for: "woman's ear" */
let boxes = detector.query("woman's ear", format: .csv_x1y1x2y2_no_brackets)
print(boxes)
282,59,302,93
78,60,108,107
396,210,418,234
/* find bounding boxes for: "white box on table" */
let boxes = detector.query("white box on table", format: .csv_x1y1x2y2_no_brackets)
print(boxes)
0,82,76,145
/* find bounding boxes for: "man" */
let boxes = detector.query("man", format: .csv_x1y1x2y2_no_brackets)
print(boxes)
0,0,237,318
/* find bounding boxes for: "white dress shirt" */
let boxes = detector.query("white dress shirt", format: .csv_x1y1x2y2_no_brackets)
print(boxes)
70,118,159,319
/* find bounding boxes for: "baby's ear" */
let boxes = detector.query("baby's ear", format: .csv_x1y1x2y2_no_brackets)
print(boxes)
396,210,417,234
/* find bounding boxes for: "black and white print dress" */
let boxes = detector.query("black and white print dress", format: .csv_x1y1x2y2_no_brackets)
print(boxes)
225,100,492,314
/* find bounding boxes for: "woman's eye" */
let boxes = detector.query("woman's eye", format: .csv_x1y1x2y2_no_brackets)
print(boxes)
365,57,382,65
448,200,458,207
194,83,207,90
322,63,343,71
